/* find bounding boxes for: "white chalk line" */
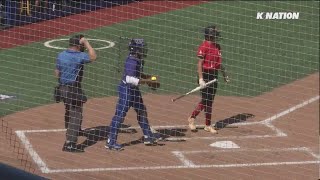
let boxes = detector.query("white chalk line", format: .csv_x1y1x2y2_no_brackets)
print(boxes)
171,147,319,168
167,134,286,141
262,95,319,124
44,39,115,50
174,147,310,154
15,95,319,173
167,95,319,140
263,123,287,137
19,95,319,136
46,161,320,173
230,95,319,125
42,147,320,173
18,127,285,141
171,151,196,166
304,147,320,160
21,129,66,133
45,147,320,173
15,131,50,173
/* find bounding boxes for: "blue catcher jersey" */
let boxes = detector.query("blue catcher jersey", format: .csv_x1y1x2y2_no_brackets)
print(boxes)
122,55,143,82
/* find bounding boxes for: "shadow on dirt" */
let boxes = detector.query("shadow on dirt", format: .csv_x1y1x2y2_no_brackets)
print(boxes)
77,125,188,150
76,113,254,150
214,113,255,129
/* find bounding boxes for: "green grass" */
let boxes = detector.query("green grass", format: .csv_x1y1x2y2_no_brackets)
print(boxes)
0,1,319,116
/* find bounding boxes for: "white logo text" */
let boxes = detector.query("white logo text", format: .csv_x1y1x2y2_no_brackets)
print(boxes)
256,12,299,20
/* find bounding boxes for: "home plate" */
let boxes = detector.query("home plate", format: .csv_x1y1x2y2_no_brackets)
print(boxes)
210,141,240,149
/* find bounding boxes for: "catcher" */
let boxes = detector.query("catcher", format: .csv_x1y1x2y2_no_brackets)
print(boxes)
106,38,161,151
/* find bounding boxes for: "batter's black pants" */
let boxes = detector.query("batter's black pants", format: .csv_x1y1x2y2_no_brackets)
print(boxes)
201,69,218,108
191,69,218,126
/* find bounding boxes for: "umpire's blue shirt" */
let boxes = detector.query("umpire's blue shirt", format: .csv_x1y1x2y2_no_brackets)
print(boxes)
56,49,90,85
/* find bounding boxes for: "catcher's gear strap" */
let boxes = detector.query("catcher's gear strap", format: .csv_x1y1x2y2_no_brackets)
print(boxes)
54,85,61,103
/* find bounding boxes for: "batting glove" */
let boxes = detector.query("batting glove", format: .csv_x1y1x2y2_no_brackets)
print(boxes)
224,76,230,83
199,78,206,89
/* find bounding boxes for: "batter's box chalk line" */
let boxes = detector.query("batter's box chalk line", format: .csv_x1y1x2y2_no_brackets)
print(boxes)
15,95,319,173
171,147,320,168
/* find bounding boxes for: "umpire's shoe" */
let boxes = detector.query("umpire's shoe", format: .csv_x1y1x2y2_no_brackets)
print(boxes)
62,142,84,153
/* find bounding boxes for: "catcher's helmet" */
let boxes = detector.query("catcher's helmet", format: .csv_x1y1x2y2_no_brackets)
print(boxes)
204,26,220,40
128,38,148,58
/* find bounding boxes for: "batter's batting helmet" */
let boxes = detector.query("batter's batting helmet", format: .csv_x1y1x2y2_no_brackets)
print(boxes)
128,38,148,58
204,26,220,41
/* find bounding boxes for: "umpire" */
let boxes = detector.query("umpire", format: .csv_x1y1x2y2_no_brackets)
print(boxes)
54,35,97,152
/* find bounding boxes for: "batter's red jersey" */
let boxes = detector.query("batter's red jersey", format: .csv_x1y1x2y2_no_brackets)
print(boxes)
197,40,222,70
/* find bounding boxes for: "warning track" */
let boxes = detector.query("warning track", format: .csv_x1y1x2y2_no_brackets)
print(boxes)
0,1,204,49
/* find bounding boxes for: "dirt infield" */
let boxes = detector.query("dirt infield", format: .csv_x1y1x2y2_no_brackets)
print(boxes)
0,0,319,179
1,73,318,179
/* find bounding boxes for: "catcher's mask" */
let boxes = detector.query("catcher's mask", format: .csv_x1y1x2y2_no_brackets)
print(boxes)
204,26,220,42
69,34,85,52
128,38,148,58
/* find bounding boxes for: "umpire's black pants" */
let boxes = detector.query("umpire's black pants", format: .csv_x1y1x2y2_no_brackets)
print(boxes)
60,83,87,144
64,83,83,129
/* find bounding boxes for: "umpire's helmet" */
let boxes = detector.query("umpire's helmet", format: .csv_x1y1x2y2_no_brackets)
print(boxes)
128,38,148,58
69,34,85,52
204,26,220,41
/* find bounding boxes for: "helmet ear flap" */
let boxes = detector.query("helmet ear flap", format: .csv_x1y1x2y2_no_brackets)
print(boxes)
128,39,136,53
